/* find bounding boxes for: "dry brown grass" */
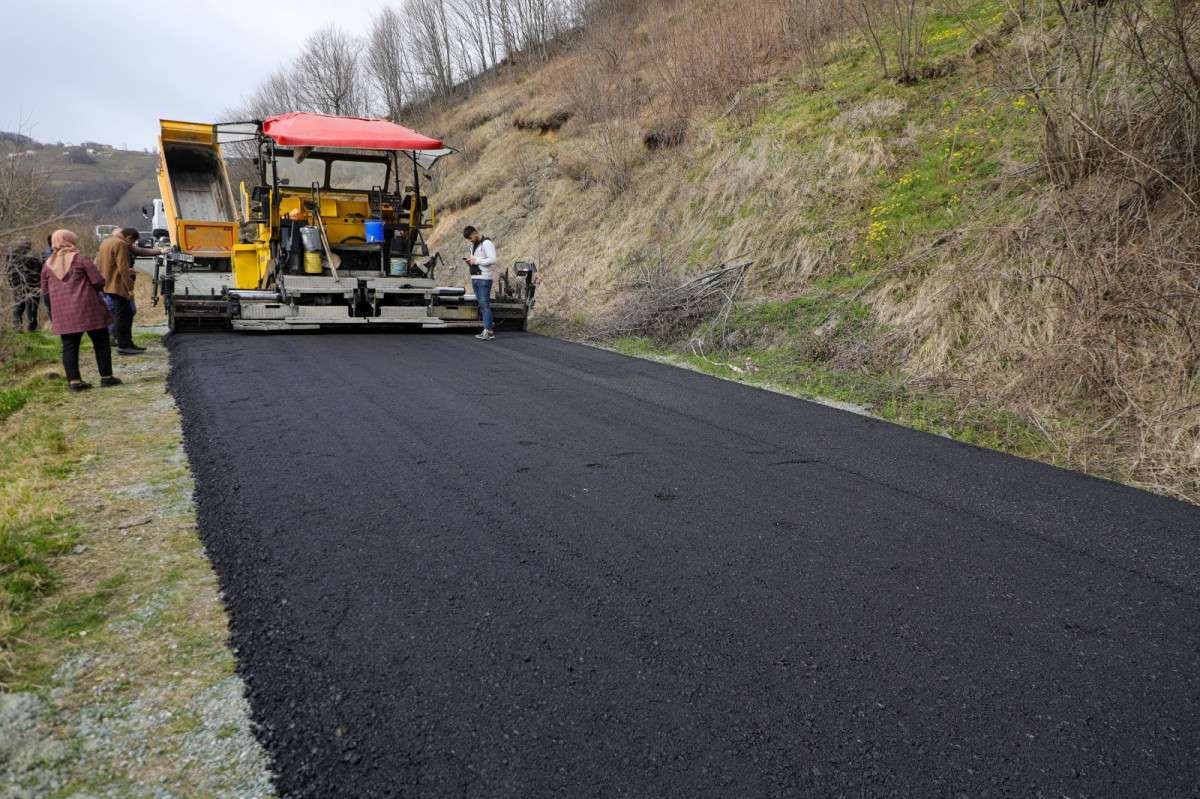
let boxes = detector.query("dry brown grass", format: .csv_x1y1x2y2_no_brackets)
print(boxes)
512,103,572,132
877,180,1200,502
413,0,1200,502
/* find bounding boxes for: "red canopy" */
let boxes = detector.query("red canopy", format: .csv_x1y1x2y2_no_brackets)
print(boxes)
262,112,445,151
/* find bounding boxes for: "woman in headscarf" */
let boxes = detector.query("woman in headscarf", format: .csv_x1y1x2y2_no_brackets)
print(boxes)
40,229,121,392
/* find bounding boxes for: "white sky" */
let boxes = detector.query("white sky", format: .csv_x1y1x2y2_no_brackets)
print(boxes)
0,0,382,149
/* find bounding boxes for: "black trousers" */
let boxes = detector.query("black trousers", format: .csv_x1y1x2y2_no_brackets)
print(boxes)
11,295,39,331
61,328,113,382
106,293,135,348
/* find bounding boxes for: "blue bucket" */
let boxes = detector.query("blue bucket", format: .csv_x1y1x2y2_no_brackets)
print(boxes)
364,219,385,243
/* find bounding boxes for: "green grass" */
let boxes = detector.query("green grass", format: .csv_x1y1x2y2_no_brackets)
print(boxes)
715,0,1042,271
0,386,33,422
1,331,60,379
0,331,76,654
724,273,876,335
46,575,128,639
0,515,77,610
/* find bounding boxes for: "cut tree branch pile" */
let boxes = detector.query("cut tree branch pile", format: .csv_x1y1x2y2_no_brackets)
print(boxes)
586,257,752,343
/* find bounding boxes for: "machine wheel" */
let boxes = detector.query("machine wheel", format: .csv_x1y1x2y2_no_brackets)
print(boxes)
166,300,178,334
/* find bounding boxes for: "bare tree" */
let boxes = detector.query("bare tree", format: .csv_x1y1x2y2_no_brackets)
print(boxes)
241,68,305,118
239,0,589,116
0,125,55,243
366,6,416,120
296,25,366,116
408,0,456,98
448,0,495,77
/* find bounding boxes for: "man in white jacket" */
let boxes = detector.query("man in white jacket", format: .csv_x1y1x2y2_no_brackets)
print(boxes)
464,225,497,340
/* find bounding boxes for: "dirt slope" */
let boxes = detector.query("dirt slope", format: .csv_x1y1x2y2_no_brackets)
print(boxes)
410,0,1199,503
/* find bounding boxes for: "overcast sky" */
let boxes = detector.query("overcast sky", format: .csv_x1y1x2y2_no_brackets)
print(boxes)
0,0,381,150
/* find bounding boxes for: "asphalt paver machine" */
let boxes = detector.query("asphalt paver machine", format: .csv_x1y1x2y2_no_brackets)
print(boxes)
151,113,535,331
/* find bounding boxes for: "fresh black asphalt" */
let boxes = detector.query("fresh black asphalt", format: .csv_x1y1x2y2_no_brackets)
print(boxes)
168,332,1200,798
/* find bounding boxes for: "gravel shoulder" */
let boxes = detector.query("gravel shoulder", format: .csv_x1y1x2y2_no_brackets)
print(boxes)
0,337,273,798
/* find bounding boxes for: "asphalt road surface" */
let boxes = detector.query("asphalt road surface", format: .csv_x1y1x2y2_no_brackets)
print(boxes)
169,332,1200,798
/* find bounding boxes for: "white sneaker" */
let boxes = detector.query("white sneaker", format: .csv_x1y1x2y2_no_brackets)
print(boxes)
475,331,492,340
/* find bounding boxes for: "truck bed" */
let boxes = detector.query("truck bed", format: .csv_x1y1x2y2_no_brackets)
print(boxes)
163,142,235,222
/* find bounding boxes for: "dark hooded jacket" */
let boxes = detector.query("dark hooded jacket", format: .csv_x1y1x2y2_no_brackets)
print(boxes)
6,239,43,289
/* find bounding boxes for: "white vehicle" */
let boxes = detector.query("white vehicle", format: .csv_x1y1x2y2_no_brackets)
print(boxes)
141,199,169,242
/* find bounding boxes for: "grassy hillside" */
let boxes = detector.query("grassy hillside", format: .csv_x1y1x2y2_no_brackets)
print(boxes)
1,136,157,227
415,0,1200,503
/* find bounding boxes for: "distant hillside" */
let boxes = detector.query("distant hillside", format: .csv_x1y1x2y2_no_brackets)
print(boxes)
1,133,158,227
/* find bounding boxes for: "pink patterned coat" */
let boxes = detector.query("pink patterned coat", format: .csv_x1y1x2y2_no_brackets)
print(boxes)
41,255,113,335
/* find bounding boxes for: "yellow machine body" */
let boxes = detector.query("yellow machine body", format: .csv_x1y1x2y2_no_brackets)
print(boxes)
153,114,531,333
156,118,439,291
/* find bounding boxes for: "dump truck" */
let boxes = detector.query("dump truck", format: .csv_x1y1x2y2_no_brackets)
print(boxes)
151,114,535,332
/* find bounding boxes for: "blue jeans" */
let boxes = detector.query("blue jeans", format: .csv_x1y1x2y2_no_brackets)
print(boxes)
102,293,136,341
472,278,493,331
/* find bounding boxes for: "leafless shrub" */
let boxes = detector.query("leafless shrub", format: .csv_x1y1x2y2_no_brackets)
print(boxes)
587,257,751,344
554,153,589,186
787,0,853,87
593,119,644,192
649,0,789,109
0,155,53,244
554,10,647,192
560,7,637,124
295,25,368,116
1018,0,1200,495
1,137,53,346
848,0,929,83
554,117,642,192
1015,0,1200,193
919,55,958,79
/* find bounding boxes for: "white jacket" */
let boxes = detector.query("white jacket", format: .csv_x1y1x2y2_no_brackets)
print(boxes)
471,238,497,281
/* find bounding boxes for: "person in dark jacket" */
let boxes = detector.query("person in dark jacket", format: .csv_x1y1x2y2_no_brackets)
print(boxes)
96,227,163,354
6,238,42,331
40,229,121,392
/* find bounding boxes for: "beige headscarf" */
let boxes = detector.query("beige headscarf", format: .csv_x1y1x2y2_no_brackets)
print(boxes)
44,229,80,280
